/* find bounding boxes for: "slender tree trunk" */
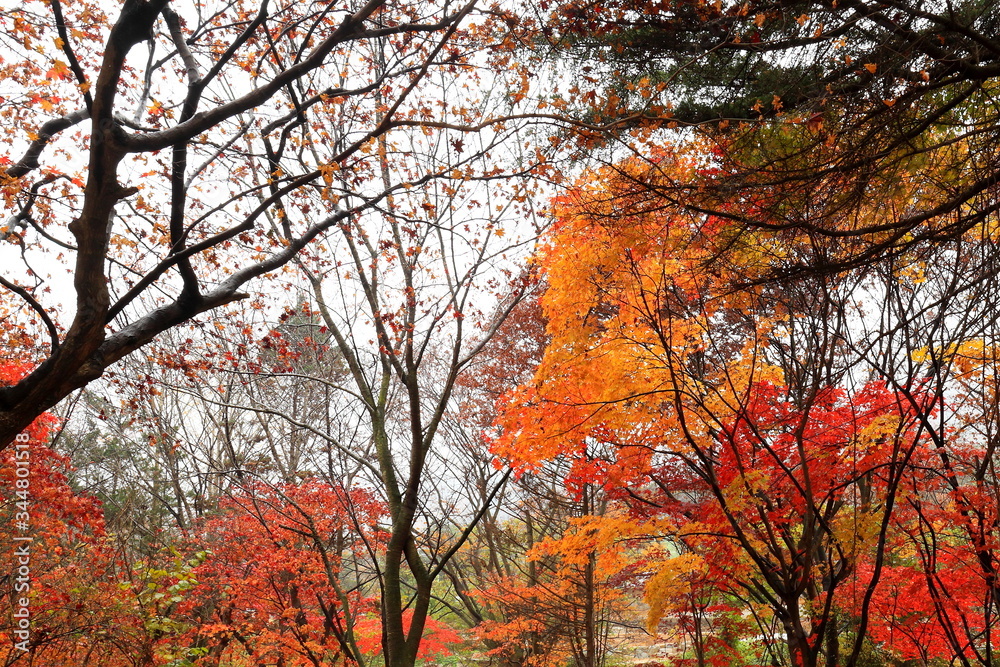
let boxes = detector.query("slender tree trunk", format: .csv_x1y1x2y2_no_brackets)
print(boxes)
694,610,706,667
582,484,597,667
584,550,597,667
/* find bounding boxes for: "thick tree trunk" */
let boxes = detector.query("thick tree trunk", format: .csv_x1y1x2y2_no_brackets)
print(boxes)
824,612,839,667
783,612,819,667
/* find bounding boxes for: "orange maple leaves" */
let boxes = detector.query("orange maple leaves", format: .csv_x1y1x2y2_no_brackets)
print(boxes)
490,139,988,666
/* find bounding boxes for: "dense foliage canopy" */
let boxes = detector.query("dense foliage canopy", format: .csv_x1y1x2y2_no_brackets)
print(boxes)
5,1,1000,666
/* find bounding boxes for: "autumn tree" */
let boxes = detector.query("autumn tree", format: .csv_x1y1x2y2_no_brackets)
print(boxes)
469,472,643,667
426,278,632,667
841,231,1000,665
491,147,1000,667
278,199,530,665
0,0,550,449
176,480,386,666
76,150,545,667
520,7,1000,656
0,363,184,667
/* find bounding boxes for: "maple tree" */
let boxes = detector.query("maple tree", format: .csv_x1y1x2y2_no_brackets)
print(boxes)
463,464,635,667
421,282,625,667
493,145,1000,666
256,132,546,665
179,480,388,666
69,192,538,666
0,363,155,666
845,239,1000,666
0,0,550,450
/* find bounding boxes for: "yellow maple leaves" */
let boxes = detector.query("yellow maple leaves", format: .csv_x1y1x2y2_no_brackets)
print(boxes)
645,552,704,632
527,511,708,635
